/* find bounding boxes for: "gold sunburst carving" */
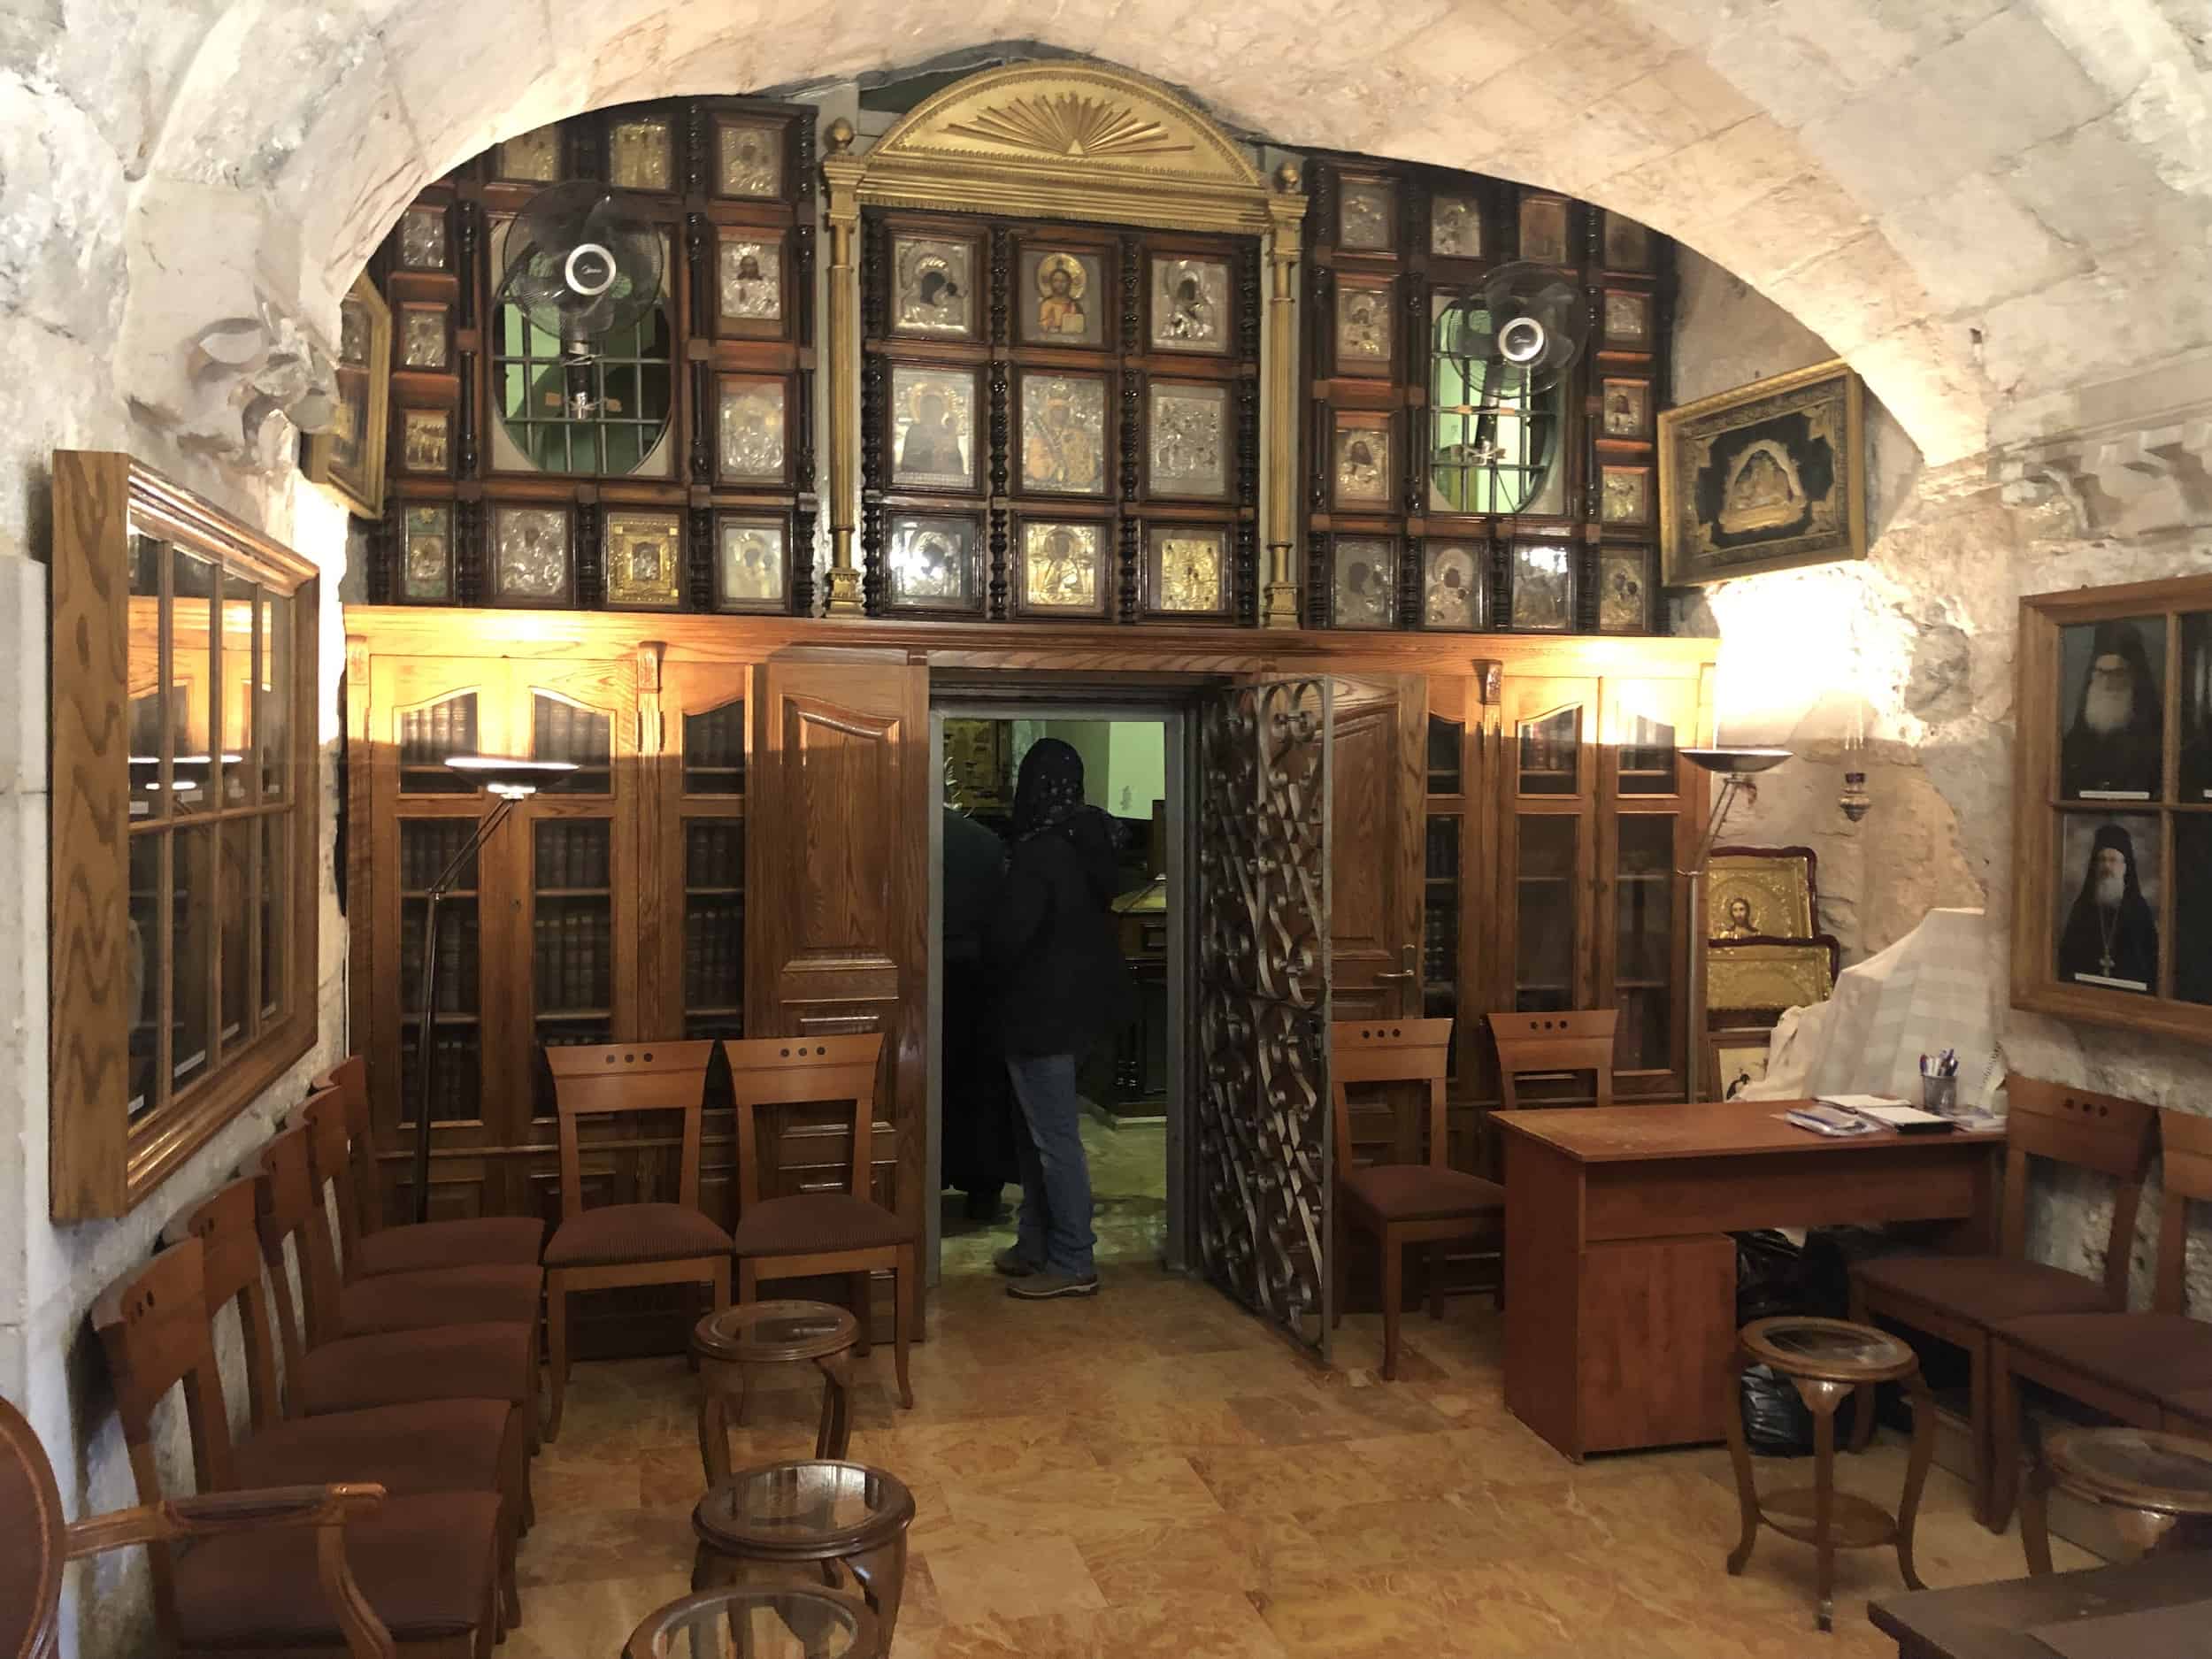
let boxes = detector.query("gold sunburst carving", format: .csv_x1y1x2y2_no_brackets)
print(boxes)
945,94,1194,159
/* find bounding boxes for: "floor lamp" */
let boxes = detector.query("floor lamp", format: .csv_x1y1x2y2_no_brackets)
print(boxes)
1680,747,1791,1101
411,755,576,1223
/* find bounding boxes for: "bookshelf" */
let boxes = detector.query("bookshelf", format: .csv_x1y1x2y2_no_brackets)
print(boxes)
398,817,481,1124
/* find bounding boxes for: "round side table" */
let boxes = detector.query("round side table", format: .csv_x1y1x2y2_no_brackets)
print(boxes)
693,1460,916,1654
1723,1315,1936,1632
623,1583,879,1659
2023,1426,2212,1575
693,1301,861,1483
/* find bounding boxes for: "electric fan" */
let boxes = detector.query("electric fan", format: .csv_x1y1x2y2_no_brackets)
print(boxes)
1432,261,1591,516
497,182,666,420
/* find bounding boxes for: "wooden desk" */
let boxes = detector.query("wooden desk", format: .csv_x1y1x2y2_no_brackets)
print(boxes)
1869,1554,2210,1658
1501,1102,2002,1460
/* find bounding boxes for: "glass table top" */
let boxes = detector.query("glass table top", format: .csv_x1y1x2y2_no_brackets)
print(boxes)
697,1460,914,1548
1743,1317,1913,1378
626,1584,874,1658
695,1300,858,1361
2049,1429,2212,1511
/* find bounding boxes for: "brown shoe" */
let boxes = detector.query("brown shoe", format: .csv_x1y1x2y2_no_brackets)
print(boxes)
993,1248,1041,1278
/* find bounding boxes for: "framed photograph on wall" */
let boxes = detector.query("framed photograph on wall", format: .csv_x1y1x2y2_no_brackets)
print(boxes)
1660,358,1867,586
2013,574,2212,1042
303,272,390,519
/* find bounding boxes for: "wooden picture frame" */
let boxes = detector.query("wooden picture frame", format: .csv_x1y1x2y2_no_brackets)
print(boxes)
1708,845,1819,941
1660,358,1867,586
2013,572,2212,1041
302,273,390,519
1709,1031,1773,1101
1707,936,1841,1017
49,452,320,1219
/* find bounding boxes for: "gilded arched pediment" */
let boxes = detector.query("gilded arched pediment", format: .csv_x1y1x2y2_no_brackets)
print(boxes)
847,60,1276,234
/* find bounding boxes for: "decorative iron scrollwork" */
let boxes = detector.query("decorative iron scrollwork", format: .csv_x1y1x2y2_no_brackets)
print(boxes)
1197,677,1332,1356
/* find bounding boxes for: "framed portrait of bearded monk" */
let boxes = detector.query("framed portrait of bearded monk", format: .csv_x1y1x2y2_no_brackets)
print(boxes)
2015,575,2212,1041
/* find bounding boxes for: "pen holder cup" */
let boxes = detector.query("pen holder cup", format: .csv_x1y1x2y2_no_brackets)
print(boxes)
1922,1075,1960,1117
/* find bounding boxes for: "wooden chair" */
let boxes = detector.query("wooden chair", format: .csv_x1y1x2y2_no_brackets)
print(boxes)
90,1235,503,1657
180,1174,526,1624
721,1034,916,1412
255,1117,541,1437
1847,1075,2157,1530
1329,1018,1503,1382
312,1056,546,1278
1991,1108,2212,1528
1486,1009,1617,1179
542,1041,733,1441
2,1392,396,1659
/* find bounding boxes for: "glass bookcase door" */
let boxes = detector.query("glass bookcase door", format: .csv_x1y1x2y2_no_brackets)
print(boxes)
1599,676,1700,1094
1502,679,1596,1014
397,818,483,1125
1513,814,1582,1011
662,671,752,1042
1608,812,1678,1073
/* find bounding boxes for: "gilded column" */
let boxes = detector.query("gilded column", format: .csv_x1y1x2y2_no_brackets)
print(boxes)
819,119,866,615
1262,163,1308,630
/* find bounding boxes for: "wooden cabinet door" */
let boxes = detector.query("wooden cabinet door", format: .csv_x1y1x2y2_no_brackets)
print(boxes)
1329,673,1426,1022
1498,676,1600,1018
746,658,927,1237
366,657,519,1223
1597,675,1704,1099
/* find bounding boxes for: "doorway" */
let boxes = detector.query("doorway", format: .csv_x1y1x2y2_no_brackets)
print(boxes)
925,696,1192,1287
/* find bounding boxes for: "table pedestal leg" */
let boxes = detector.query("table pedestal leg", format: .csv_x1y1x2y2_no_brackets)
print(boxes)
1895,1368,1933,1592
2022,1457,2058,1577
842,1534,909,1653
815,1350,855,1460
698,1368,738,1487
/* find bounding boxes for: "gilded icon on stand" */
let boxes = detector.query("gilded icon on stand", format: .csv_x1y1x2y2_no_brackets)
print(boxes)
891,367,976,490
1021,522,1103,613
1021,375,1107,495
893,237,975,338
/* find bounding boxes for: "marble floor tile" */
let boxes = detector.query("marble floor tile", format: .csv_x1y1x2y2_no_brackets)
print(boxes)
512,1252,2114,1656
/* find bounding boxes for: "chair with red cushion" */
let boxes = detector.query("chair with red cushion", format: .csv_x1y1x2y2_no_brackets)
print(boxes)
312,1056,545,1279
253,1118,542,1444
1847,1075,2157,1530
1331,1017,1502,1382
90,1236,502,1658
178,1175,526,1623
722,1034,916,1412
2,1391,396,1659
542,1041,733,1440
1991,1107,2212,1526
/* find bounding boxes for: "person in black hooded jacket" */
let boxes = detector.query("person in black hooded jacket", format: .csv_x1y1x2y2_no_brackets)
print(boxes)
988,738,1130,1298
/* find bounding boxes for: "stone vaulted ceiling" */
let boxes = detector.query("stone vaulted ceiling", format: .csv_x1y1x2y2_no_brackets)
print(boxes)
4,0,2208,467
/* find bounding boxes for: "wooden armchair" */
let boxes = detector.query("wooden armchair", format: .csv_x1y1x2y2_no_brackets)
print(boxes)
1991,1108,2212,1527
89,1236,503,1656
722,1034,916,1411
1329,1018,1503,1382
542,1041,733,1440
1848,1075,2157,1530
312,1056,546,1278
254,1115,541,1433
3,1392,396,1659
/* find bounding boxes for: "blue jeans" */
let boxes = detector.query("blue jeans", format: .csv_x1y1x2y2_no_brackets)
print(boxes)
1005,1053,1096,1278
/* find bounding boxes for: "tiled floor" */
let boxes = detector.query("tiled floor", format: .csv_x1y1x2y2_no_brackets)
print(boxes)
512,1167,2093,1656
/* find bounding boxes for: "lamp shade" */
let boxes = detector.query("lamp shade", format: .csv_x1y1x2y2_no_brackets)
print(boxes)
443,755,580,797
1681,747,1792,776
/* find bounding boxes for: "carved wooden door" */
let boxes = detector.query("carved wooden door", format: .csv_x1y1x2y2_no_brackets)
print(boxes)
746,659,927,1311
1196,676,1333,1356
1327,674,1427,1023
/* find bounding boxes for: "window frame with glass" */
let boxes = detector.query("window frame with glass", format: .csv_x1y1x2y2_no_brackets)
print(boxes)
2014,575,2212,1041
50,452,321,1220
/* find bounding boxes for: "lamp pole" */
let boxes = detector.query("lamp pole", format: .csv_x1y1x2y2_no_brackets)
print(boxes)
1679,749,1791,1100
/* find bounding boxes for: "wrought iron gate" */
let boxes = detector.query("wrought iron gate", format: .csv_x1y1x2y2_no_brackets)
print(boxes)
1195,678,1333,1356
